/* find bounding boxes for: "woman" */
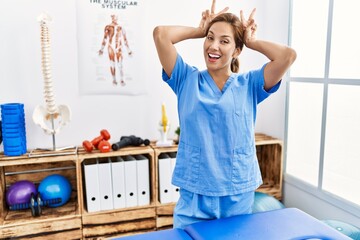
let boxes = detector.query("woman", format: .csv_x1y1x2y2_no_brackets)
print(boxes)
153,0,296,229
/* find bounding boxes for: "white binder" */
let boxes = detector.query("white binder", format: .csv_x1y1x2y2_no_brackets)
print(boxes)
83,158,101,212
158,153,173,203
111,156,126,209
134,155,150,206
123,155,138,207
98,157,114,211
168,152,180,202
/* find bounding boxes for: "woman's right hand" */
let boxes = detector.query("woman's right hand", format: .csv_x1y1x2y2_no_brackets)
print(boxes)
198,0,229,37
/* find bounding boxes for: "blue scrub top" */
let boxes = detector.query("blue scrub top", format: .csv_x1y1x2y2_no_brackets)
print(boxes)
163,54,280,196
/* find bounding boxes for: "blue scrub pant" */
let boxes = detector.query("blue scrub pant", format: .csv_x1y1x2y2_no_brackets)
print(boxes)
173,188,254,229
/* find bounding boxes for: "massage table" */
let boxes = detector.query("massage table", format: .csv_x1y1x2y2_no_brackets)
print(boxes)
114,208,351,240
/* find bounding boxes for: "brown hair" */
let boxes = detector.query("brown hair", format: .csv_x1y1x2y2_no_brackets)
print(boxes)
205,13,244,73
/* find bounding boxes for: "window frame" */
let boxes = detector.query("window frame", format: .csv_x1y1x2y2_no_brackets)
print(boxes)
285,0,360,217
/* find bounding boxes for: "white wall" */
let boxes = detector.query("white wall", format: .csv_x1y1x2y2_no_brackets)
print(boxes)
255,0,289,140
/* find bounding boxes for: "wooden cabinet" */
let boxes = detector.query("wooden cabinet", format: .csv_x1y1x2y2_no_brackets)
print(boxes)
77,146,157,239
0,152,82,239
152,145,178,230
255,133,283,200
0,133,282,239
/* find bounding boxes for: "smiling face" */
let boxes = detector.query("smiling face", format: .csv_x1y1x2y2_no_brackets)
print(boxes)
203,21,240,75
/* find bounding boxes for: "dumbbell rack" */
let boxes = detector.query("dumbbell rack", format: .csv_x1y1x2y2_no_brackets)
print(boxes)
0,133,283,239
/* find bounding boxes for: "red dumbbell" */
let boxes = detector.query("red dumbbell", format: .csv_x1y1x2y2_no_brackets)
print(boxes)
82,129,111,153
98,140,111,153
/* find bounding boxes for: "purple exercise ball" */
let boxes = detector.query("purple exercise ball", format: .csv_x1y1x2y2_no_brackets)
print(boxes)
6,180,37,206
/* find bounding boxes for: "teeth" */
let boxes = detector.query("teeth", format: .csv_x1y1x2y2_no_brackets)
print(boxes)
209,53,220,59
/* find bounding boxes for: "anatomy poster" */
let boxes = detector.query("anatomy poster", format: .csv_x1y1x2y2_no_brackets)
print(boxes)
76,0,145,95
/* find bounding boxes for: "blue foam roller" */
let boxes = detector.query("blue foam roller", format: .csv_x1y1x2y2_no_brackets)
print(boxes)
2,132,23,138
1,124,24,132
1,103,27,156
0,120,2,145
3,136,23,146
0,103,24,111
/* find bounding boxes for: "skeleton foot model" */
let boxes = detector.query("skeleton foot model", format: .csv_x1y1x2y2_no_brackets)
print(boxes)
32,13,71,151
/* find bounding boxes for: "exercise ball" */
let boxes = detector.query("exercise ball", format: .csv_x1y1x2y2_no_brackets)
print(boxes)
252,192,285,213
38,174,72,207
322,220,360,240
6,180,37,206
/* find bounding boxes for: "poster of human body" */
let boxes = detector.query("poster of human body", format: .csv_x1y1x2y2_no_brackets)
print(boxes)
76,0,145,95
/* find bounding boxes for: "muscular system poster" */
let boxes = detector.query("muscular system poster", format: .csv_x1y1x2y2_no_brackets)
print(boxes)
76,0,145,95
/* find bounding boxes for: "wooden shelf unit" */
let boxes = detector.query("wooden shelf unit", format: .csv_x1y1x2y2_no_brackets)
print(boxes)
255,133,283,200
77,146,157,239
0,152,82,239
152,145,178,230
0,133,283,239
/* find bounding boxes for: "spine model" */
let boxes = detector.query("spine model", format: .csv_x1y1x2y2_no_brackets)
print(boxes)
39,14,57,117
33,12,71,145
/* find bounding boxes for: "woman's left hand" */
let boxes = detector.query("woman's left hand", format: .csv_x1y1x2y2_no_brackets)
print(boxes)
240,8,257,47
199,0,229,36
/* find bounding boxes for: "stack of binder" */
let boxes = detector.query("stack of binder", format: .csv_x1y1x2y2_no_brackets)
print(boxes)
158,152,180,204
83,155,150,213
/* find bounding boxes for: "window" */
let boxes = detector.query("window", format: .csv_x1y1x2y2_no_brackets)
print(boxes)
286,0,360,212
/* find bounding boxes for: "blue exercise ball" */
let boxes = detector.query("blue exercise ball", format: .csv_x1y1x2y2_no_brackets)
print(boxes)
252,192,285,213
38,174,72,207
322,220,360,240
